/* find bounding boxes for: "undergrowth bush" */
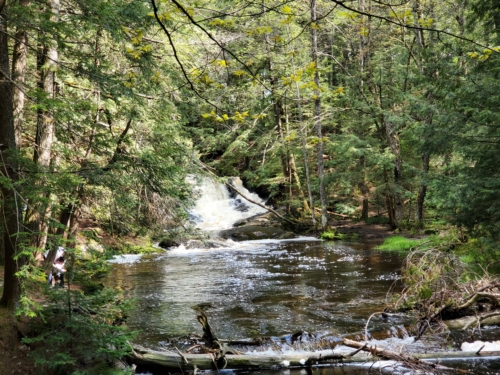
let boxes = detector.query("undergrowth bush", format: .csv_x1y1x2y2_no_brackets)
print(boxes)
23,287,135,375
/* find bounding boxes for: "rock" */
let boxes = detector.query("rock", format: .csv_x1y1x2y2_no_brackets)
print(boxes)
184,240,229,249
218,225,296,241
158,239,180,249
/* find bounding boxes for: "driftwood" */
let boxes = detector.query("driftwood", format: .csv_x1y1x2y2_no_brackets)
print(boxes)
444,311,500,330
196,312,218,348
342,338,455,373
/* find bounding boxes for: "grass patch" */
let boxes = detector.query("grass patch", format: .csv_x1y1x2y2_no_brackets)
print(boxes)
375,236,423,252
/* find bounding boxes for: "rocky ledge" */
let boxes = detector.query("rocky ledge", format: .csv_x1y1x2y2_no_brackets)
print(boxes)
218,211,297,241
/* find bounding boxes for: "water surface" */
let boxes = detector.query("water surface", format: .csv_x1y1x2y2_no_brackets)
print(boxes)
106,238,405,348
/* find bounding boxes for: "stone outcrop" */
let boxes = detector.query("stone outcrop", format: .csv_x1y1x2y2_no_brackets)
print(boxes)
218,211,296,241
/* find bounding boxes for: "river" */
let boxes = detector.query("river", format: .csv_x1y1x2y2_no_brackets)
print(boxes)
107,237,404,346
105,178,500,374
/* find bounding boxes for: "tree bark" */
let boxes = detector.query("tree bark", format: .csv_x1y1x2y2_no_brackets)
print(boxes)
131,342,500,372
287,25,315,226
384,169,396,229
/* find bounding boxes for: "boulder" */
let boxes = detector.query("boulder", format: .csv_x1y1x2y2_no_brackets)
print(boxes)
218,225,296,241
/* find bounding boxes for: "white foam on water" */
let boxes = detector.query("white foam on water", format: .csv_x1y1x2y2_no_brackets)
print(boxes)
108,254,143,264
190,176,267,231
461,340,500,352
167,236,321,255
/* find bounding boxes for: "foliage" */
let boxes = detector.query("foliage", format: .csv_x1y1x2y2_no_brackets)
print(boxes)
320,230,340,241
320,230,359,241
23,287,135,375
0,0,499,337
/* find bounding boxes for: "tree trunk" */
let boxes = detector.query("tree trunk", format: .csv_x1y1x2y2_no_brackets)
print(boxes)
25,0,60,257
0,11,23,308
412,0,434,229
287,24,316,226
284,101,310,217
359,156,369,221
415,152,430,228
311,0,328,231
384,118,404,228
384,169,396,229
358,0,370,222
11,0,29,149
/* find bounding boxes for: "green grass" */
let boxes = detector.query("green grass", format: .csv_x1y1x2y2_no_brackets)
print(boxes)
375,236,424,252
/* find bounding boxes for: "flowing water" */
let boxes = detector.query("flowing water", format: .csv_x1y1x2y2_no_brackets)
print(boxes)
105,178,500,374
108,238,404,346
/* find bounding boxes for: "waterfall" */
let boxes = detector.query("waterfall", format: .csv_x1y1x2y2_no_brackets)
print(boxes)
190,177,267,231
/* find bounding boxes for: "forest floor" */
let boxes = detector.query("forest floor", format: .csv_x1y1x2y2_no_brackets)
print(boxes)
0,266,35,375
329,218,418,240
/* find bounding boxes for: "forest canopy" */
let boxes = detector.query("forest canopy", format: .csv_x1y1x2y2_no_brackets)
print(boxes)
0,0,499,310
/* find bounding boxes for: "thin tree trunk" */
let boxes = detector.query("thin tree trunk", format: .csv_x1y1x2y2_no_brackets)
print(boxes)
412,0,434,229
384,118,404,227
287,23,315,226
359,156,369,221
310,0,328,230
270,78,291,207
416,152,430,228
284,110,310,217
384,169,396,230
358,1,370,222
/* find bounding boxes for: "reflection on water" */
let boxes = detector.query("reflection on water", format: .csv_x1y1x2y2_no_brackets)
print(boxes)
105,239,405,348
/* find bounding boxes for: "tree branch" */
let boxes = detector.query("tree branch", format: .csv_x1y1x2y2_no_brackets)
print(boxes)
330,0,500,53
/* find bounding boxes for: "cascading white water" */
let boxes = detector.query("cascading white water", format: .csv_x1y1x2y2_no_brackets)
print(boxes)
190,177,267,231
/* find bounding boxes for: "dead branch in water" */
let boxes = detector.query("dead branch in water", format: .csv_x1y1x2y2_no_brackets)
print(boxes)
342,338,457,373
224,181,297,226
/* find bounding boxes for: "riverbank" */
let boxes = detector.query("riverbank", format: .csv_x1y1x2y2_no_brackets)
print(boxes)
330,219,400,240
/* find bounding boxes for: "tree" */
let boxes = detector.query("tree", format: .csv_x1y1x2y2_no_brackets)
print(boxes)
0,1,24,308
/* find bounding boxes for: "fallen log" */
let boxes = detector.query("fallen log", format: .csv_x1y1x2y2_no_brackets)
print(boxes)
130,345,349,371
444,312,500,330
130,343,500,372
342,338,455,372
